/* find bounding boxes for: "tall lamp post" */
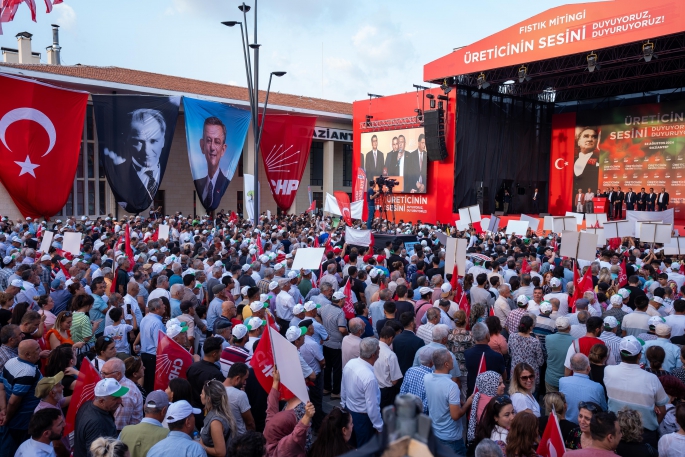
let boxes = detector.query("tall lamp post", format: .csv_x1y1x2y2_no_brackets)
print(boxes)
222,2,285,222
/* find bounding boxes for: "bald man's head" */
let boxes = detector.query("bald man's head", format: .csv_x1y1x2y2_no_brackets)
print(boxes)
18,339,41,363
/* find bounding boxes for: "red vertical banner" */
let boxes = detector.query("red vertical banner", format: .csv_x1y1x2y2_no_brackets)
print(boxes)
548,112,576,216
259,114,317,210
334,191,353,225
154,331,194,391
353,167,367,202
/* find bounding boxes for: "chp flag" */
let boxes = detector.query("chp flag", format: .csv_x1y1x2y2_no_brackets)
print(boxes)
0,74,88,218
154,330,194,391
259,114,317,211
64,358,101,436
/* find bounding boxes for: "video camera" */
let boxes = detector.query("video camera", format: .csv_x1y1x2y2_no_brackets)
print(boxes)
375,176,399,191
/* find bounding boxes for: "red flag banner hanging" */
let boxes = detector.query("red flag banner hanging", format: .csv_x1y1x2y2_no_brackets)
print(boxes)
334,191,353,226
353,167,367,203
64,358,101,436
154,330,194,391
259,114,317,210
306,200,316,213
618,258,628,288
0,74,87,218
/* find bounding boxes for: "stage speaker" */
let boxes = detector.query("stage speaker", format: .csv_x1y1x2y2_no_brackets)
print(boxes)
475,182,490,214
423,109,448,161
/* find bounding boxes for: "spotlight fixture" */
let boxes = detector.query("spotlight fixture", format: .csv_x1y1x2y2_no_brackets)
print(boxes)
365,115,373,127
586,52,600,72
425,93,436,109
440,79,452,95
642,41,657,62
476,72,490,89
517,65,531,83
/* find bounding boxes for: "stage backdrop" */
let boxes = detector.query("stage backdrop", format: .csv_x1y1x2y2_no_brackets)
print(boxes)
549,100,685,218
359,127,428,194
183,97,251,213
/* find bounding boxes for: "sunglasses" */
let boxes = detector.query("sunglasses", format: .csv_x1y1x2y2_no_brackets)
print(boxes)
493,395,512,405
579,402,602,413
520,374,535,381
102,336,113,343
62,311,72,317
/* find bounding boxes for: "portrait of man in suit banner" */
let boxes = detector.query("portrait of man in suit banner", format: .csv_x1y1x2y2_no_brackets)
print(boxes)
183,97,251,213
360,127,427,194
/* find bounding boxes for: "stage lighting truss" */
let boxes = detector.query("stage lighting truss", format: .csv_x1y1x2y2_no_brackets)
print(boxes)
586,52,601,72
359,115,425,131
642,41,657,62
477,73,490,89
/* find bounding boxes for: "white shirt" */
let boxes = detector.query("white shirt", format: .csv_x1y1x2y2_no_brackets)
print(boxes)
341,357,383,432
665,314,685,338
511,392,540,417
276,290,296,321
544,292,569,316
15,438,55,457
373,341,403,388
398,152,405,176
147,287,171,305
574,151,594,176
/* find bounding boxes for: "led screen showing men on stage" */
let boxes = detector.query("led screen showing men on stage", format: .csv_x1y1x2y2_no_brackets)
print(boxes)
359,127,427,194
572,100,685,217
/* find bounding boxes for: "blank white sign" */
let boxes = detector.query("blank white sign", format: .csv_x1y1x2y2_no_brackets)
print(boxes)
39,231,54,254
158,225,170,241
290,248,326,271
62,232,82,256
520,214,539,232
506,220,529,235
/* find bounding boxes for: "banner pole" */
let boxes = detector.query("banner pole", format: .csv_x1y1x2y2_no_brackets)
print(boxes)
265,311,278,370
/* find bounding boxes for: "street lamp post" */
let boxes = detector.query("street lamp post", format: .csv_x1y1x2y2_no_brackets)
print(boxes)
223,2,285,222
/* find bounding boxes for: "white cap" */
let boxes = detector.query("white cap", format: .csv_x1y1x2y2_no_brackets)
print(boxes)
550,278,561,288
94,378,129,397
2,256,11,264
419,286,432,295
166,400,201,423
268,281,279,291
285,325,306,342
10,279,23,288
166,322,188,339
516,295,529,305
246,317,264,331
655,323,672,337
232,324,248,339
649,316,665,328
618,288,631,299
369,269,380,279
556,316,571,330
274,262,285,270
259,255,270,263
304,301,320,312
241,264,251,272
603,316,619,329
652,296,664,304
287,271,298,279
293,304,305,315
240,286,250,296
610,294,624,306
619,335,642,356
441,283,452,293
40,254,51,262
539,301,552,314
250,301,266,312
332,290,346,300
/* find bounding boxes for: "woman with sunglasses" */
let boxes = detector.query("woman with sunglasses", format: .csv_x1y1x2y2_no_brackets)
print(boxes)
46,310,87,350
199,379,237,457
505,411,540,457
509,315,545,391
466,371,506,443
92,335,117,374
474,395,515,453
509,362,540,417
565,401,603,450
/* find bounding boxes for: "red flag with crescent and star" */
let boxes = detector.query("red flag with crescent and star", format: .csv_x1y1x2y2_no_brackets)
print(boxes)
0,74,87,218
537,408,566,457
334,191,353,226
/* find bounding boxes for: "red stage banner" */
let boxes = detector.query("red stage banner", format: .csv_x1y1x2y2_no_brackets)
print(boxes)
259,114,317,210
64,358,101,436
549,112,577,215
0,74,88,218
154,330,194,391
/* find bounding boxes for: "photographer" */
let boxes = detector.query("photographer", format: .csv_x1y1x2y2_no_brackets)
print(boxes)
367,182,380,230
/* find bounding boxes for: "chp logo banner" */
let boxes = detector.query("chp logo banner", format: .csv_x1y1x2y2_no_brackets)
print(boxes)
0,74,87,218
93,95,181,214
183,97,251,212
259,114,317,210
64,358,101,436
154,330,194,391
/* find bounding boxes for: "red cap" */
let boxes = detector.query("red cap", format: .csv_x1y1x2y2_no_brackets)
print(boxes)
344,255,350,263
363,254,373,262
333,247,342,254
377,255,386,263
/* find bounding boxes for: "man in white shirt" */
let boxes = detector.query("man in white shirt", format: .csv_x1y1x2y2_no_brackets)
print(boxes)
544,278,569,315
576,189,584,213
584,188,595,213
147,275,171,305
665,300,685,337
374,326,403,408
15,408,64,457
341,337,383,447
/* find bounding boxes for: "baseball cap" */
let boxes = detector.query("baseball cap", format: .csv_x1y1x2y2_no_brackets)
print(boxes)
609,294,624,306
652,296,664,305
240,286,250,296
246,317,265,331
299,318,313,328
285,325,307,342
145,390,170,409
241,264,251,272
232,324,248,339
273,262,285,270
556,316,570,330
250,301,267,312
441,283,452,293
293,304,305,315
40,254,51,262
268,281,279,291
166,400,201,423
516,295,529,306
166,322,188,339
287,271,298,280
2,256,11,264
648,316,665,329
655,323,672,337
304,301,320,312
603,316,619,329
94,378,129,398
10,279,22,288
369,269,380,279
550,278,561,288
619,335,643,356
539,301,552,314
332,291,346,301
419,286,433,296
618,288,631,299
35,371,64,398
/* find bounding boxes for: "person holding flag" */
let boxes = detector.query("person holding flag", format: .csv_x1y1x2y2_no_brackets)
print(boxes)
463,323,506,397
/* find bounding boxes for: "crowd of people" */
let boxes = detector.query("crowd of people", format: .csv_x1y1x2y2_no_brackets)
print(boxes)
1,211,685,457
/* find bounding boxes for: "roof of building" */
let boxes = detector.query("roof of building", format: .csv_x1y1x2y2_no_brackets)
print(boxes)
0,63,352,116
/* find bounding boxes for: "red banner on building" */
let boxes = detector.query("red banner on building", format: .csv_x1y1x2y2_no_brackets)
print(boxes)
334,191,353,225
259,114,317,210
154,330,194,391
0,74,88,218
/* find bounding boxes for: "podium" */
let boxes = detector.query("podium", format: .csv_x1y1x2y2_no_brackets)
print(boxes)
593,197,609,215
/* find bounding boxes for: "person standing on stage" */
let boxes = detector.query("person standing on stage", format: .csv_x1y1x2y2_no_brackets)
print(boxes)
658,187,670,211
625,188,636,211
648,187,657,211
584,188,594,214
607,187,615,220
614,186,624,219
576,189,584,213
573,127,600,192
503,190,511,216
367,181,380,230
532,188,540,214
638,187,647,211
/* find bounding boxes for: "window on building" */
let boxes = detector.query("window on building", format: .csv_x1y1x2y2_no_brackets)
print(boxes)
310,141,324,186
342,144,352,186
237,191,243,215
313,192,323,214
153,190,165,216
238,154,244,177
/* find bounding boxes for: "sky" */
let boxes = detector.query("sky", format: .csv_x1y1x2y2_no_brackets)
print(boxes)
0,0,599,103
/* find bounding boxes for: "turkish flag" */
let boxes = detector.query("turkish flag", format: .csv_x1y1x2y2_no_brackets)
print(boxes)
125,224,134,271
229,211,239,223
521,258,531,274
450,265,461,295
334,191,353,226
306,200,316,213
473,353,488,394
154,330,194,391
249,315,296,400
537,410,566,457
259,114,317,210
342,278,355,320
459,292,471,330
256,236,263,256
151,226,159,242
64,358,101,436
0,74,87,218
618,258,628,287
570,261,593,312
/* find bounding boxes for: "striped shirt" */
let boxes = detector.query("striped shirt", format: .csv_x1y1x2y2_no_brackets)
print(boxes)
321,303,347,350
600,331,623,365
219,345,250,377
70,311,93,343
400,365,432,413
2,357,42,430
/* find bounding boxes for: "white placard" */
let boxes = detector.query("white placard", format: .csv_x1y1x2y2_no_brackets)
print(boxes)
565,211,584,225
269,326,310,402
456,238,467,276
458,205,481,224
639,223,672,244
157,225,170,241
520,214,539,232
583,228,605,247
506,220,529,235
290,248,326,271
543,216,555,232
553,217,577,233
480,218,491,232
664,237,680,255
444,237,467,276
488,215,500,233
603,220,633,239
62,232,82,256
560,231,598,261
455,219,470,231
585,213,607,228
39,231,54,254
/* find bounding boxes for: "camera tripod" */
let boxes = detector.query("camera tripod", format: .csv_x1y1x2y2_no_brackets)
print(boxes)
372,188,396,232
